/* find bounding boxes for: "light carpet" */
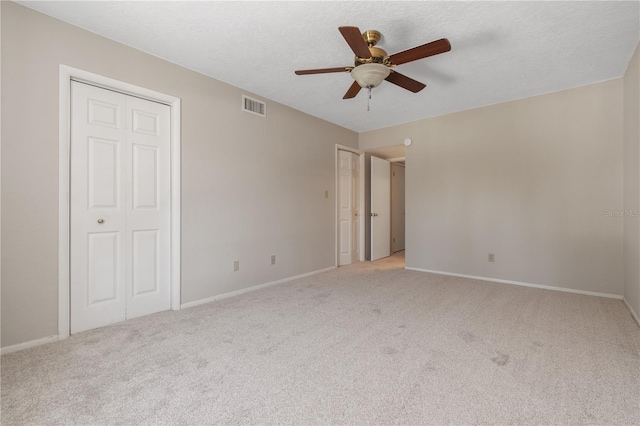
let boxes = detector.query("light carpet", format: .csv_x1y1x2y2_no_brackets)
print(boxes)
2,253,639,425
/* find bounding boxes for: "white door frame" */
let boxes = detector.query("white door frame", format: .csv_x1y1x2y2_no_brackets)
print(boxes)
58,65,181,339
335,144,364,265
387,156,406,163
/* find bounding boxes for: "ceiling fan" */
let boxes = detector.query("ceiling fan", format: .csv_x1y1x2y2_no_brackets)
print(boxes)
295,26,451,100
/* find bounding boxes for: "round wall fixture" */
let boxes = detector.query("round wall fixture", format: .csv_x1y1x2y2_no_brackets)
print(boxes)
403,138,413,147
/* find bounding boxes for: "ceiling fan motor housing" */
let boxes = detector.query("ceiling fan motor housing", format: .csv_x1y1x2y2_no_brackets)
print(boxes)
355,46,390,66
354,30,391,66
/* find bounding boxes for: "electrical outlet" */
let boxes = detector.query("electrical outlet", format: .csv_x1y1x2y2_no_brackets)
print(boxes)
271,255,276,265
488,253,495,262
233,260,239,272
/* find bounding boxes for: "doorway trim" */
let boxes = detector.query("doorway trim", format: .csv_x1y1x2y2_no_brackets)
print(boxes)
58,65,181,339
335,144,364,266
387,156,406,163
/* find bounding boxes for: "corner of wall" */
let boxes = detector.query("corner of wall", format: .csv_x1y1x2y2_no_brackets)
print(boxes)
622,42,640,324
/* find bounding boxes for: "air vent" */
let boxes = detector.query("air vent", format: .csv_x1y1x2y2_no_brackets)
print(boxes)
242,95,266,118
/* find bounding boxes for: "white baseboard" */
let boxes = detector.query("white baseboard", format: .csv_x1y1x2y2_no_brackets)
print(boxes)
3,267,337,354
623,298,640,327
1,335,59,356
181,266,337,309
6,268,632,354
404,267,624,300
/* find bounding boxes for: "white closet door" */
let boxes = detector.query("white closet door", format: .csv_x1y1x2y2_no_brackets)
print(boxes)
338,151,360,265
125,95,171,319
71,82,128,333
338,150,353,265
70,82,171,333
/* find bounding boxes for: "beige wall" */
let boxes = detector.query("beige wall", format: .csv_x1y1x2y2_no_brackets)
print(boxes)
623,44,640,320
361,80,624,295
0,3,358,348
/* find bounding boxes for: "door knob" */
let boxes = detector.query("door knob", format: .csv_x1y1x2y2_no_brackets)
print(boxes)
97,219,104,224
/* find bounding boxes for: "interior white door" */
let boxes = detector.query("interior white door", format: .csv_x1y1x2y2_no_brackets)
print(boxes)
70,81,171,334
351,153,360,262
370,156,391,261
338,150,360,265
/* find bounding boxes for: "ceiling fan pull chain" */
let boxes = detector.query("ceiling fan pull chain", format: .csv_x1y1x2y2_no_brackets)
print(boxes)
367,86,372,111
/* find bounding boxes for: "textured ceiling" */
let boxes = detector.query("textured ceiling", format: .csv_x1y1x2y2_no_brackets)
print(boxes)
18,1,640,133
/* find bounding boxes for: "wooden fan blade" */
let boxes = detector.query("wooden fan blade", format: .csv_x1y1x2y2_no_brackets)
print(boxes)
339,26,372,59
295,67,351,75
385,71,426,93
343,81,362,99
389,38,451,66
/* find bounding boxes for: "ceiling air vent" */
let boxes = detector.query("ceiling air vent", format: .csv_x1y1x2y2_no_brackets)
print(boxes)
242,95,266,118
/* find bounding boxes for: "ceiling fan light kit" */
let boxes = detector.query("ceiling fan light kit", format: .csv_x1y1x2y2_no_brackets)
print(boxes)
351,63,390,88
295,26,451,107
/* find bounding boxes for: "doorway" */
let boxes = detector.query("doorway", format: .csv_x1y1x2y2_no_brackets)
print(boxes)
364,149,406,266
58,67,181,339
391,162,405,253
